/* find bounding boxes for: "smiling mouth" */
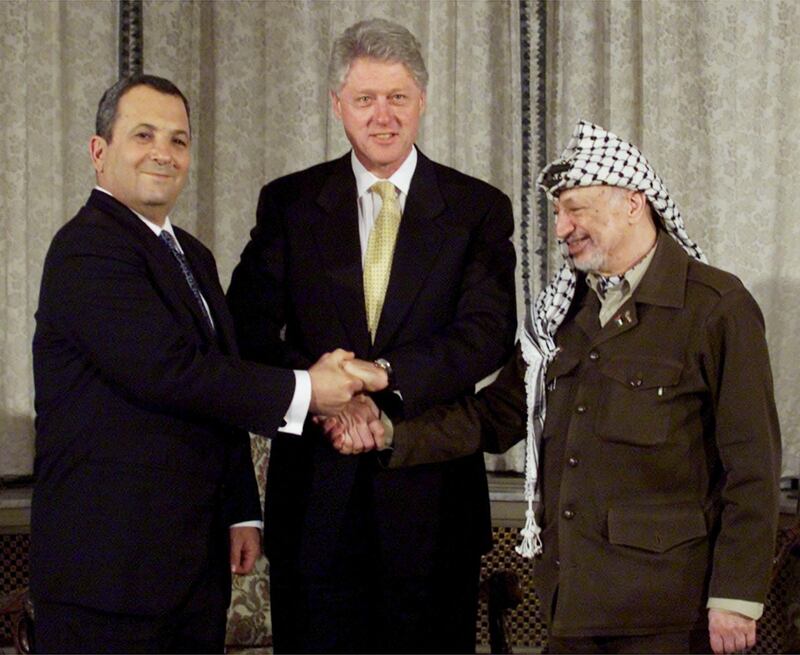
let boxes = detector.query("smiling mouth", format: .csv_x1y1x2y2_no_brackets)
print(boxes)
371,133,397,141
566,235,591,255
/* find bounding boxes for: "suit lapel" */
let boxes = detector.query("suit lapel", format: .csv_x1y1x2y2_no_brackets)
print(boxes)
313,155,372,356
371,153,446,354
86,191,217,344
179,232,237,351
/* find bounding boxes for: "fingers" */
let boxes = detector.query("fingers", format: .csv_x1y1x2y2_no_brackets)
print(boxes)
309,350,364,415
229,527,261,576
367,417,386,449
708,608,756,654
320,394,384,455
342,359,389,392
325,348,355,364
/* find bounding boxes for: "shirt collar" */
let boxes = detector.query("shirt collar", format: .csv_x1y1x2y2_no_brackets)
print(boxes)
94,185,178,242
586,240,658,301
351,146,418,199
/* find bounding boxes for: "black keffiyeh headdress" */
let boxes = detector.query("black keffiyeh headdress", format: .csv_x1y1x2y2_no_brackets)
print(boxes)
515,121,707,558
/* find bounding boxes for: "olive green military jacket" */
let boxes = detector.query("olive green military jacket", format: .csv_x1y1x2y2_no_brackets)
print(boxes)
391,234,782,636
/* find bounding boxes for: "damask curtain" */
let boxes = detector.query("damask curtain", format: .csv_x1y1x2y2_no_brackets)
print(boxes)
546,0,800,478
140,0,532,473
0,0,528,477
0,0,118,476
2,0,799,481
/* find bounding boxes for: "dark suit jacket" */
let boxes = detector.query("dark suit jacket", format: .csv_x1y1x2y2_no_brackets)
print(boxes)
391,234,781,635
31,190,296,616
227,150,516,576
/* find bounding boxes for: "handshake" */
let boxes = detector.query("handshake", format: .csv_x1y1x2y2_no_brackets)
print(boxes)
308,349,389,455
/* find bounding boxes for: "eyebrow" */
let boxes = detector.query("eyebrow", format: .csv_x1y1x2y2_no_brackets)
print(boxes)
130,123,190,139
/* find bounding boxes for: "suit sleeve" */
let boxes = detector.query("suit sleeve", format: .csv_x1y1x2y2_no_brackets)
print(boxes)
382,189,517,418
227,182,311,369
223,432,263,525
388,344,527,467
38,225,296,437
702,287,782,604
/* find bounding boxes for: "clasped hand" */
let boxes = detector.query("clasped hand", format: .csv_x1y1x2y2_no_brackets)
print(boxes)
308,349,387,413
308,352,387,454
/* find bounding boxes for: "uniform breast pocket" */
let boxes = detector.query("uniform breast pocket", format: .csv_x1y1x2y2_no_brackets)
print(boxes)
542,350,581,440
595,356,682,446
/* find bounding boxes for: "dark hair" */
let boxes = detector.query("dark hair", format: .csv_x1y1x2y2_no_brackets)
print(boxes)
95,74,191,141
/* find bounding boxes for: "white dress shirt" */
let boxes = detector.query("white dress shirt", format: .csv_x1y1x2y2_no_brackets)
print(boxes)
351,147,417,259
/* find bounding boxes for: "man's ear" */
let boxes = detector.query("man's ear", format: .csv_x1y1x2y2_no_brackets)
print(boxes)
419,90,426,115
331,91,343,120
89,135,107,175
628,190,648,224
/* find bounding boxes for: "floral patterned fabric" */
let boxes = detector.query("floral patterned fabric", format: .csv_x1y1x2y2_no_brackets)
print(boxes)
226,436,272,648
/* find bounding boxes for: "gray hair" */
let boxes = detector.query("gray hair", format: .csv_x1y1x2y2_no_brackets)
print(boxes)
95,74,191,142
328,18,428,93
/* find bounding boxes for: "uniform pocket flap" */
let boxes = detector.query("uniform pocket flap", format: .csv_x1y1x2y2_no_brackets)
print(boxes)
600,357,682,390
545,350,581,383
608,502,707,553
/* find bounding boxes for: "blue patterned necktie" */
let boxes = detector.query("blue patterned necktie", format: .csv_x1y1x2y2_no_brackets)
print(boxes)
159,230,215,334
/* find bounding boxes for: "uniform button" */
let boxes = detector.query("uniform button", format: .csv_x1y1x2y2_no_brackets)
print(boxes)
575,404,587,414
555,559,561,568
562,509,575,520
568,456,579,467
589,350,600,361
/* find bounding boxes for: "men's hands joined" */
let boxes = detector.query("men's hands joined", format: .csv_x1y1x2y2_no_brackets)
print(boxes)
308,350,389,415
321,394,385,454
341,358,389,392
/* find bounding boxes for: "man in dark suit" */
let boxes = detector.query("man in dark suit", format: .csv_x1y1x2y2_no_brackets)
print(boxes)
226,18,517,654
30,74,370,654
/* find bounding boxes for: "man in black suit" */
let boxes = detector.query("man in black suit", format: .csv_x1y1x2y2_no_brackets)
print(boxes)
30,74,371,654
227,18,517,654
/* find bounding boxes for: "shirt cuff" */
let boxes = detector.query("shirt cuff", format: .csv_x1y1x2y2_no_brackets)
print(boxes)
279,370,311,435
230,520,263,530
707,597,764,620
380,411,395,450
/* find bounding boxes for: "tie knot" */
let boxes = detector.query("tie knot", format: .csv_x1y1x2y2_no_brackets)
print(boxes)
371,180,397,203
160,230,177,249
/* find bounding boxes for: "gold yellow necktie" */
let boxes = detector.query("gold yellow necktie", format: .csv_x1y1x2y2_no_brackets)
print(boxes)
364,181,401,340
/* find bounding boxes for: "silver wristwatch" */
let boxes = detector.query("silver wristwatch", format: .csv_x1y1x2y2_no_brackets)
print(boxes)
373,358,394,389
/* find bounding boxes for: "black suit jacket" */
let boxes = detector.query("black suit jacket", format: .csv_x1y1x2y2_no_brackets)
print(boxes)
227,151,516,577
31,190,296,616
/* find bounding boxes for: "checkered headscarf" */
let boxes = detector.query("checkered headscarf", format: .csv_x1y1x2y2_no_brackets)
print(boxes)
515,121,706,558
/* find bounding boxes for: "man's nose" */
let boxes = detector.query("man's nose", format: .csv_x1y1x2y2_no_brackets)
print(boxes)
555,210,573,239
150,139,173,164
373,98,392,124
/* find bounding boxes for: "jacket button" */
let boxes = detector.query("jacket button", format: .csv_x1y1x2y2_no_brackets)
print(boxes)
562,509,575,520
589,350,600,361
568,456,579,467
575,404,587,414
555,559,561,568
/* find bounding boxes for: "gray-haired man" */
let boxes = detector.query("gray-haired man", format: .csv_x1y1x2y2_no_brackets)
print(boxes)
228,17,516,654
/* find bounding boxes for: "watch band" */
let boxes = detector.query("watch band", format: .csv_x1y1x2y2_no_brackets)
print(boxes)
373,358,394,389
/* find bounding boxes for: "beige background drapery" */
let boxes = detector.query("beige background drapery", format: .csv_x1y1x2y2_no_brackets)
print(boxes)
545,0,800,478
2,0,799,481
0,0,526,475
